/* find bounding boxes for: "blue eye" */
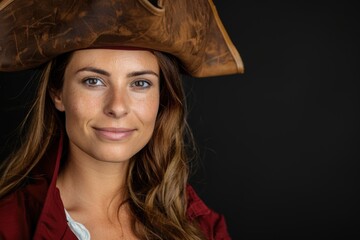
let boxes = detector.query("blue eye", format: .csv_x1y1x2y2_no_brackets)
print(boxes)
132,80,151,88
84,77,105,87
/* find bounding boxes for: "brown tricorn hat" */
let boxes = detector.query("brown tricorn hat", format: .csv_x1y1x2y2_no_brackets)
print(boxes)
0,0,244,77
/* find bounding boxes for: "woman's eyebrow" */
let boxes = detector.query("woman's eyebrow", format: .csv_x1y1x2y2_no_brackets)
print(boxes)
127,70,159,78
75,68,158,78
76,67,110,76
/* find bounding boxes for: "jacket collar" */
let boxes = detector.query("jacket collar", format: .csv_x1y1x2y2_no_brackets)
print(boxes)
33,133,77,239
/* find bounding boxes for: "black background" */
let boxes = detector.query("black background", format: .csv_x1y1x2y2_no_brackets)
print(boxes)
1,1,359,239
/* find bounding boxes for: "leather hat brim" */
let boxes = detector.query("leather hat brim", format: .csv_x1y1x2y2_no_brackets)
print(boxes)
0,0,244,77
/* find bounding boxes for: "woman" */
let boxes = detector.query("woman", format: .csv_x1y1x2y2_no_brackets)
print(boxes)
0,0,244,239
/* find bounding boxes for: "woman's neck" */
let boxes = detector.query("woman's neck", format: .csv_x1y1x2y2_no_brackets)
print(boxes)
56,146,139,239
56,148,129,214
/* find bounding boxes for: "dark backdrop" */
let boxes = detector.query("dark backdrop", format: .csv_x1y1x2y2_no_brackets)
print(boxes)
1,1,359,239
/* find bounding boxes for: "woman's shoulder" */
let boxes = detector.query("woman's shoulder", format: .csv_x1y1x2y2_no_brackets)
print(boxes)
186,185,232,240
0,178,48,239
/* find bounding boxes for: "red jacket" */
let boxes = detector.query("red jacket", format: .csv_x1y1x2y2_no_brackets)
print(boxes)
0,137,231,240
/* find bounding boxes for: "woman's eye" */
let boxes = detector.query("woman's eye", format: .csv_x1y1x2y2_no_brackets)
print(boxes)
83,77,105,87
132,80,151,88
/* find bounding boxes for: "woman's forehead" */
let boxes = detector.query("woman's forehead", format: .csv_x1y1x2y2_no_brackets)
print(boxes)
66,49,159,73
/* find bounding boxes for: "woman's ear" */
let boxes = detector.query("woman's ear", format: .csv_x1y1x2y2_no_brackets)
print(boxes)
50,90,65,112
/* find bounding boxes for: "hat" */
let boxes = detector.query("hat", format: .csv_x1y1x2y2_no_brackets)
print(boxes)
0,0,244,77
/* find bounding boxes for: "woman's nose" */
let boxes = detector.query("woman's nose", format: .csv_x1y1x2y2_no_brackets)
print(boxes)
104,87,129,118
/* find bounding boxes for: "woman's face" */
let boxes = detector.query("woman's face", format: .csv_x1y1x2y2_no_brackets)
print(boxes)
53,49,160,163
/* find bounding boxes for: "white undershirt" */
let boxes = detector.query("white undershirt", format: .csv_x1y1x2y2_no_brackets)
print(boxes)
64,209,91,240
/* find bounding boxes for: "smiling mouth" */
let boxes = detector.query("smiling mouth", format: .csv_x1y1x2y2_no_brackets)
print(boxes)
93,127,136,141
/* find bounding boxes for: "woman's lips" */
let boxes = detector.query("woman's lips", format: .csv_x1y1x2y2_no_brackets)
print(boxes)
93,127,135,141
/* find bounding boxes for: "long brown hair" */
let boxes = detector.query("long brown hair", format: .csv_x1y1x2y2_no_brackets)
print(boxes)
0,50,205,239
